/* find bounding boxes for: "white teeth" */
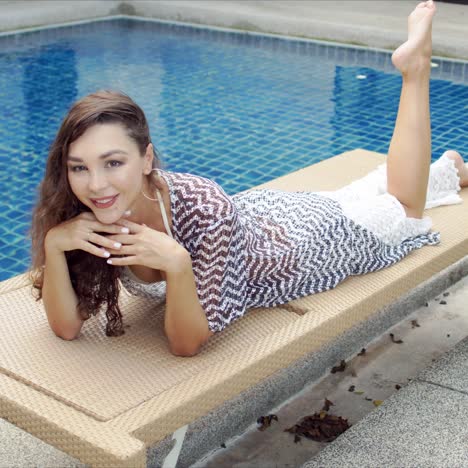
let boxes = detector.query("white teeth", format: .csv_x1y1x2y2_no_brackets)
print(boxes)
95,197,114,204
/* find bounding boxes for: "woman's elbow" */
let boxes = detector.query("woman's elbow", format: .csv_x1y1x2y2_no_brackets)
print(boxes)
168,328,214,357
50,322,82,341
55,328,80,341
169,334,212,357
169,343,201,357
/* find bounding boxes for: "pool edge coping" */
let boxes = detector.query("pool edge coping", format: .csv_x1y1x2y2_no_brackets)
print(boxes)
1,13,468,66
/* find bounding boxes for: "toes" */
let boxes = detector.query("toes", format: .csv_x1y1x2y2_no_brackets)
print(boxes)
416,0,435,11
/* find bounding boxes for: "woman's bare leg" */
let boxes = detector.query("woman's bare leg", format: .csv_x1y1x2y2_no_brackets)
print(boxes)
386,0,436,218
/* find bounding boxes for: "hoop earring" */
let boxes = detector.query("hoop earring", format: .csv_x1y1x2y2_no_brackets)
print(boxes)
141,168,160,201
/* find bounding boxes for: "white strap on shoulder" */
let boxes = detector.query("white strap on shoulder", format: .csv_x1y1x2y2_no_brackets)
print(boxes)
156,188,174,239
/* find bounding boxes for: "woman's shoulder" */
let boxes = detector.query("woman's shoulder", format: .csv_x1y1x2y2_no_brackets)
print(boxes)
158,168,236,225
158,167,221,190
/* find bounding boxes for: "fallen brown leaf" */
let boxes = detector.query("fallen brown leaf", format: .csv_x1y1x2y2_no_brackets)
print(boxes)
390,333,403,344
322,398,334,411
257,414,278,431
331,360,346,373
411,319,420,328
284,412,351,443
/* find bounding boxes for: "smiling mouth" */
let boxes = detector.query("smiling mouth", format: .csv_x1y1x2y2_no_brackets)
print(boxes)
90,194,119,209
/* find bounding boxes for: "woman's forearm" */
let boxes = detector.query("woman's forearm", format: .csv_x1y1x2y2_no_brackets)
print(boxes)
42,242,84,340
164,250,211,356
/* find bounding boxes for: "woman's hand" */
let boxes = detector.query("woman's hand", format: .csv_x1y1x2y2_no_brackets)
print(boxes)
104,219,190,274
44,211,129,259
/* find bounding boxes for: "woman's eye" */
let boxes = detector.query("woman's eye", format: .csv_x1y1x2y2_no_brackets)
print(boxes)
68,161,121,172
69,165,87,172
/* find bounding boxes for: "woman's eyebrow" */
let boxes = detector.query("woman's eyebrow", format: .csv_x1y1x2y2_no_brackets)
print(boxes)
67,149,129,162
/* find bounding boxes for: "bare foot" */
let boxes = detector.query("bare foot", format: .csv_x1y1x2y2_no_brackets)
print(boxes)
443,150,468,187
392,0,436,75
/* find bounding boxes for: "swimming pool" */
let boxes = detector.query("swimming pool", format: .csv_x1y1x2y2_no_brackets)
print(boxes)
0,17,467,281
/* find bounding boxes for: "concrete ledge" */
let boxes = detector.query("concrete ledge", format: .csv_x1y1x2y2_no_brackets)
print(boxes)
0,1,120,32
1,1,467,60
127,0,468,59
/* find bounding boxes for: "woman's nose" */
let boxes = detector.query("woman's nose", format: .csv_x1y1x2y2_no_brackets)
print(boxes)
88,170,108,193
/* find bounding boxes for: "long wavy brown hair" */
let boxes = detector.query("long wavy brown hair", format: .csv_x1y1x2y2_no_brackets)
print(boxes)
29,89,165,337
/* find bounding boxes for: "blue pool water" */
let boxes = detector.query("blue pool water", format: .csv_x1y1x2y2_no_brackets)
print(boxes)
0,18,467,281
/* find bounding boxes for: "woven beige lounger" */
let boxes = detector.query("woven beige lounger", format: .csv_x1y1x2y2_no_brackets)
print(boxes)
1,149,467,467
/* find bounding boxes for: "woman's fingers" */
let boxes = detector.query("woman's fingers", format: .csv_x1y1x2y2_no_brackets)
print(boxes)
80,241,112,259
106,245,131,256
90,221,130,234
88,232,123,251
113,218,144,233
106,255,138,266
105,234,135,245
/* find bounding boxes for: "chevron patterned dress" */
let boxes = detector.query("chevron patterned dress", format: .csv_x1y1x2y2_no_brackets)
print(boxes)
120,169,440,334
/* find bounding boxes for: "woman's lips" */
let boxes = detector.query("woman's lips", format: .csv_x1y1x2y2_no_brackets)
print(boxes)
90,194,119,209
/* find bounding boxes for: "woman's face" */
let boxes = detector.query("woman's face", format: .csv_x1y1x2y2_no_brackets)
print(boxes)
67,123,153,224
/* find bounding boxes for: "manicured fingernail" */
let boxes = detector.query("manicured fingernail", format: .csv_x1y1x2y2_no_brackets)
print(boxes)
124,210,131,216
114,242,121,249
103,251,110,258
121,227,129,234
107,259,113,264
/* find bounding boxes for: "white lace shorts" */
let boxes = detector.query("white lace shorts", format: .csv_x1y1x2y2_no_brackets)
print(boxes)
318,153,462,246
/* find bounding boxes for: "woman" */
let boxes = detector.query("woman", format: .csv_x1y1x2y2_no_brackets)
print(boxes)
30,0,467,357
